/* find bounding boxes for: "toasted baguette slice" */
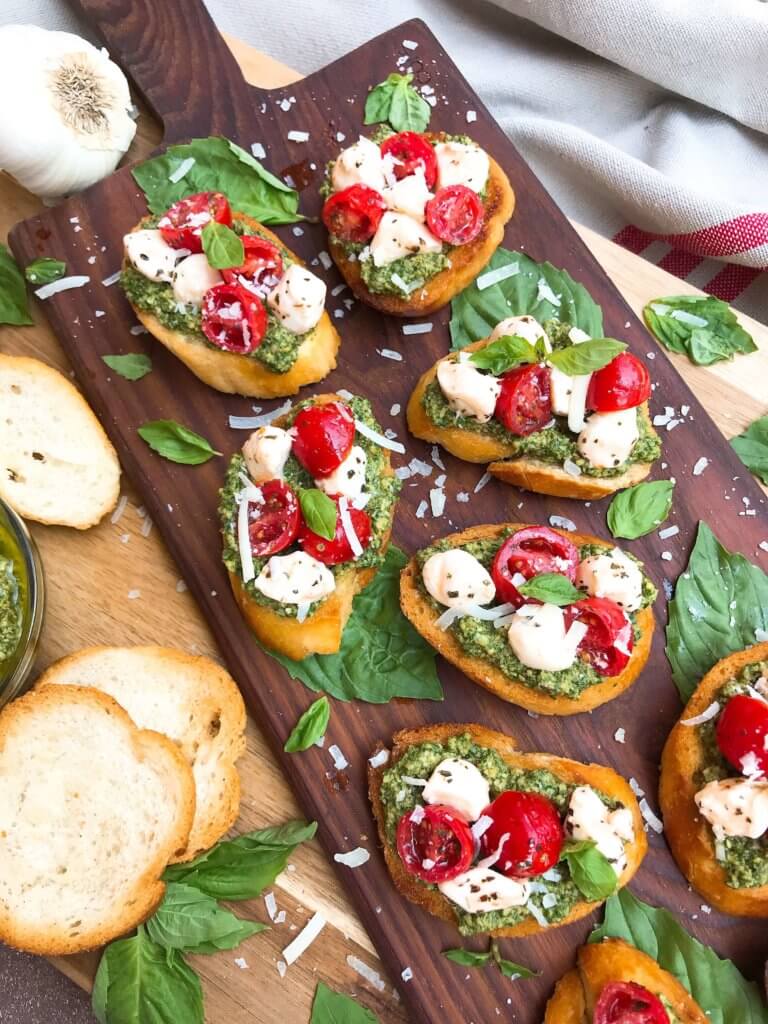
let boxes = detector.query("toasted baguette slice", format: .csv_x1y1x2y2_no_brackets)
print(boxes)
0,355,120,528
0,685,195,955
228,393,395,660
407,338,658,499
400,523,654,715
328,138,515,317
544,939,708,1023
35,646,246,862
369,723,646,938
659,641,768,917
124,214,340,398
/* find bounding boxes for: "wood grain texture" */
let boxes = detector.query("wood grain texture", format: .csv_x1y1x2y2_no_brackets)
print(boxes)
2,6,768,1022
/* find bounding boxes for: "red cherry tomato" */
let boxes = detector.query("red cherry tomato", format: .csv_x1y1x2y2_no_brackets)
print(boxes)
587,352,651,413
380,131,438,187
291,402,355,477
567,596,633,677
298,497,371,566
221,236,283,291
494,364,553,436
246,480,300,557
201,283,267,354
425,185,484,245
158,191,232,252
396,804,474,883
594,981,669,1024
479,790,564,878
715,695,768,776
322,184,387,242
491,527,580,606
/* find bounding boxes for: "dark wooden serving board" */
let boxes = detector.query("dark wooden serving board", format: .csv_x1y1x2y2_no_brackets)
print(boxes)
10,2,768,1019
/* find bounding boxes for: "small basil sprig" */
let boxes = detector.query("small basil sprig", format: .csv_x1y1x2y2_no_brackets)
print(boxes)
311,982,379,1023
468,334,625,377
298,487,337,540
643,294,756,366
284,696,330,752
0,243,33,326
364,72,430,133
560,839,618,901
201,221,245,270
138,419,221,465
102,353,153,381
607,479,675,540
24,257,66,285
518,573,582,606
443,939,536,980
469,334,539,374
548,338,626,376
731,414,768,486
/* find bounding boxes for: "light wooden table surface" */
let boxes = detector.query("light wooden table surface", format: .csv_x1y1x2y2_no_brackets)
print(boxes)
0,32,766,1024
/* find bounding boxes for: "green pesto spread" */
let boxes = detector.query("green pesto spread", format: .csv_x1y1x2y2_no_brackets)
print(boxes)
422,319,662,478
219,395,400,621
0,557,22,665
414,532,655,700
694,660,768,890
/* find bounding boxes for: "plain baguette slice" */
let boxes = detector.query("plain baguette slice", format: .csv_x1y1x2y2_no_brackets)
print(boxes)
36,646,247,862
0,685,195,955
0,354,120,528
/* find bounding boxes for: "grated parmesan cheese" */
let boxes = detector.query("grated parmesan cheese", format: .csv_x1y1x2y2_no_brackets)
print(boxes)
281,913,326,966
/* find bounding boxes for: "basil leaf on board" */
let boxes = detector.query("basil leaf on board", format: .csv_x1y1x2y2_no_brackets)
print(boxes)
643,295,756,366
560,839,618,901
132,136,302,225
494,956,536,980
91,948,109,1024
138,419,221,465
145,882,265,954
298,488,337,541
364,73,430,133
201,221,244,270
731,415,768,486
0,243,33,326
590,889,768,1024
666,522,768,702
310,981,379,1024
102,353,153,381
443,948,493,968
518,573,582,606
443,941,535,979
449,248,603,350
284,696,330,752
24,257,66,285
547,338,626,376
606,479,675,540
468,334,538,374
263,546,443,703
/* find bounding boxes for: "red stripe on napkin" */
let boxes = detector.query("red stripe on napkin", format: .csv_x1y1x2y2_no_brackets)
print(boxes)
657,249,704,278
703,264,761,302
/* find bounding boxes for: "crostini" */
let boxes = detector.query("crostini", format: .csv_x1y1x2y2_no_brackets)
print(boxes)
368,723,646,938
660,642,768,917
544,938,707,1023
320,129,514,316
121,191,339,397
400,523,655,715
219,393,401,659
407,315,661,499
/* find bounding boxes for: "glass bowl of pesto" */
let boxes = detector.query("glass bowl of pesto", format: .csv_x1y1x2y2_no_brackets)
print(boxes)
0,498,45,706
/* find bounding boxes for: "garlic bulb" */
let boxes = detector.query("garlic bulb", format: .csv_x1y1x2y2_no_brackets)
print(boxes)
0,25,137,199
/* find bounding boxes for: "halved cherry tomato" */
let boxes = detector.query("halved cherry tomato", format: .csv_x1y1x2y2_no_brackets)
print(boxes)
567,596,633,677
491,526,579,606
246,480,300,556
321,184,387,243
587,352,651,413
426,185,484,245
494,364,552,436
594,981,669,1024
291,402,355,477
716,695,768,776
479,791,564,878
201,283,267,354
158,191,232,252
396,804,474,883
221,236,283,292
298,497,371,566
380,131,438,187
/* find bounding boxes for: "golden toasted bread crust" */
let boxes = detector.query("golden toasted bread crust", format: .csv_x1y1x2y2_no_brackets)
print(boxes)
659,642,768,917
123,213,340,397
399,523,654,715
406,337,657,499
368,723,647,939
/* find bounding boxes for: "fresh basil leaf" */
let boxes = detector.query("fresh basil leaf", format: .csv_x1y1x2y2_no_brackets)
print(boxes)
643,295,756,366
92,948,109,1024
450,248,603,349
518,573,582,606
493,956,536,980
666,522,768,701
133,136,302,225
298,488,337,541
138,419,221,465
607,479,675,540
468,334,538,374
284,696,330,752
560,839,617,901
310,981,379,1024
364,76,399,125
102,353,153,381
0,243,33,326
548,338,626,376
443,947,493,967
24,257,66,285
201,221,244,270
444,942,535,979
731,414,768,486
145,882,265,954
239,820,318,847
263,546,443,703
590,889,768,1024
363,72,430,133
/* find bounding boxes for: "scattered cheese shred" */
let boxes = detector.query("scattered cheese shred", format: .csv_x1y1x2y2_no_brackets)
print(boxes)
476,263,520,290
35,275,90,299
401,322,432,335
237,489,255,584
346,955,386,992
281,913,326,966
681,701,720,726
639,798,664,834
229,399,292,430
692,457,709,477
110,494,127,524
334,847,370,868
101,270,121,287
354,419,405,453
368,749,390,768
168,156,196,183
328,743,348,770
